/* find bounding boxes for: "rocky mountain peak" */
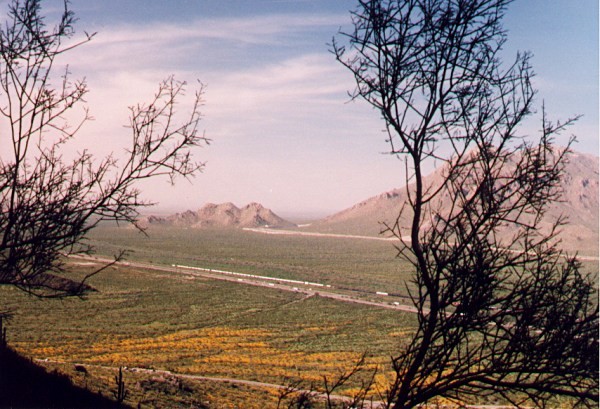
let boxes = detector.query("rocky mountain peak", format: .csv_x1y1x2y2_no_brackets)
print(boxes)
141,202,296,229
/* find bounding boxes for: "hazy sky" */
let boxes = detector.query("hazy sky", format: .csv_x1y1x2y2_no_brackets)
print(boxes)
14,1,599,217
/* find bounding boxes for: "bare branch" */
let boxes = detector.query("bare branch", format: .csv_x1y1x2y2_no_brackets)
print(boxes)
0,0,208,297
334,0,598,407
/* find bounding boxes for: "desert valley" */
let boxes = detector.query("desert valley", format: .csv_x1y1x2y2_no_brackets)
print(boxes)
0,0,597,407
2,150,597,408
143,150,599,256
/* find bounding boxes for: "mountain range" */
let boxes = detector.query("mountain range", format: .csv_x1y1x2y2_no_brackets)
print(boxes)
141,202,297,229
307,150,599,255
143,150,598,255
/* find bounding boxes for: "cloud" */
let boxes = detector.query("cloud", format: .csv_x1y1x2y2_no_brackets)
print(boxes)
41,11,401,214
205,53,351,127
61,12,347,75
92,13,343,45
57,12,362,158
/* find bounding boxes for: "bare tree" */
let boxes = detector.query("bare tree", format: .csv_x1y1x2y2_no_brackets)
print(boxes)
0,0,208,297
333,0,598,407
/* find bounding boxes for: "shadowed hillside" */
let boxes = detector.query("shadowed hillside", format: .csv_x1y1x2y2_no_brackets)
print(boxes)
0,346,122,408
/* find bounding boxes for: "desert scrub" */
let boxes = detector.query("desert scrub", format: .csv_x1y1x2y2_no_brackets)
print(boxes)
5,262,415,394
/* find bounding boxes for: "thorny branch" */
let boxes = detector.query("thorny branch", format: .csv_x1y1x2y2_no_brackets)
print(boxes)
333,0,598,407
0,0,208,297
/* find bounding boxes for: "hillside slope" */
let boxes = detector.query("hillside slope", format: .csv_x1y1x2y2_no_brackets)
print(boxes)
307,150,599,255
0,346,121,408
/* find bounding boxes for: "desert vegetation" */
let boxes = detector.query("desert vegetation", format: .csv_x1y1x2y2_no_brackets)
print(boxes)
0,0,597,407
3,253,415,407
1,226,596,407
332,0,598,407
0,0,206,298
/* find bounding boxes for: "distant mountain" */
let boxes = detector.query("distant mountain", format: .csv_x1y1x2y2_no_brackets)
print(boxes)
307,150,599,255
142,202,297,229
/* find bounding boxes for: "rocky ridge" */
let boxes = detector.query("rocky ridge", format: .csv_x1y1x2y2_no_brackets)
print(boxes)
142,202,296,229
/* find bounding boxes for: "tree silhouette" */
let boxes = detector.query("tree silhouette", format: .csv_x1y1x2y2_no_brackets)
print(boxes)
333,0,598,407
0,0,208,297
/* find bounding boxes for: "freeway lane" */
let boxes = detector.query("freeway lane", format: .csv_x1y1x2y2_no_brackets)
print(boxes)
68,254,418,313
245,227,600,261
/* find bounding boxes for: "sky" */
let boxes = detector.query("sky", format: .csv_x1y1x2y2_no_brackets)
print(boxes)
9,0,599,218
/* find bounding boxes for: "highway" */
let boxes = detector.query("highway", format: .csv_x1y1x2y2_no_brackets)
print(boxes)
69,254,418,313
245,227,599,261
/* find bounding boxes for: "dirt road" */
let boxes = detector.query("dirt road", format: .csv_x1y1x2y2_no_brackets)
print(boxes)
37,359,524,409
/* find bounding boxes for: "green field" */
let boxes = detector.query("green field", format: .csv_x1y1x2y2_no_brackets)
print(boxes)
87,225,417,295
3,225,595,407
3,227,420,407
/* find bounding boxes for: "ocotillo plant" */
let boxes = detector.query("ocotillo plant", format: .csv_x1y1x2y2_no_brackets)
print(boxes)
0,316,7,348
112,367,129,404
